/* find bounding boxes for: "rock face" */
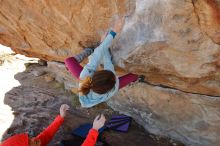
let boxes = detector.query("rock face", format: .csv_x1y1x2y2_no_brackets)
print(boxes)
1,0,220,96
108,83,220,146
112,0,220,96
1,0,220,146
0,0,129,61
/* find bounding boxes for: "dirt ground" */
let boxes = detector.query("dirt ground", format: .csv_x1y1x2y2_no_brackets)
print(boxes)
0,47,184,146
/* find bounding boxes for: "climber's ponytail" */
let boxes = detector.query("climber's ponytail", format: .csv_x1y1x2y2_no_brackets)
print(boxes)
79,76,93,95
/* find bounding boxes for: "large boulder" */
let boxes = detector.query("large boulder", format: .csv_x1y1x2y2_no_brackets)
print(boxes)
108,82,220,146
1,0,220,145
111,0,220,96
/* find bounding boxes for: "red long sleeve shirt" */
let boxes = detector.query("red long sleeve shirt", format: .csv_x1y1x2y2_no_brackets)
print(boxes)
0,115,64,146
1,115,99,146
35,115,64,146
82,129,99,146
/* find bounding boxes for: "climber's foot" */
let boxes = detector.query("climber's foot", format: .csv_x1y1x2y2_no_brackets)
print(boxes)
138,75,145,83
84,47,94,53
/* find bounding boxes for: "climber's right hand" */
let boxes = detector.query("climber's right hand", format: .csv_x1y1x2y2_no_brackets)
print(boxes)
113,17,125,33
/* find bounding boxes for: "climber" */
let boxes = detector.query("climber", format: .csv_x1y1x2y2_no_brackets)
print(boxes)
65,17,143,108
0,104,105,146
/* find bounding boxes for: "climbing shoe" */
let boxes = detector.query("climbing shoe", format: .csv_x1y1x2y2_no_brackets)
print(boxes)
138,75,145,82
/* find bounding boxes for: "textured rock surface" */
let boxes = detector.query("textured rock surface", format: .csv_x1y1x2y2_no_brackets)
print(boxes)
193,0,220,44
1,0,220,146
0,0,220,96
108,83,220,146
111,0,220,96
0,0,129,61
